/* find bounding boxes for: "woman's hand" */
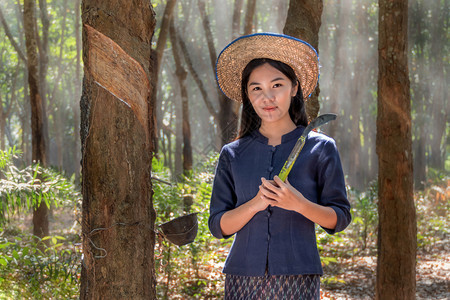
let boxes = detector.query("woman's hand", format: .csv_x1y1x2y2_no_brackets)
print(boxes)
251,181,278,211
260,176,305,211
219,179,275,236
260,176,338,230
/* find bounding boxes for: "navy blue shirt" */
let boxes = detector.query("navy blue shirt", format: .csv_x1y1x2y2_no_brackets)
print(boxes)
208,126,351,276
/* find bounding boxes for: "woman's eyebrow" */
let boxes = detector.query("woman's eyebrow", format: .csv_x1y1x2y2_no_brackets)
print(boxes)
248,77,286,86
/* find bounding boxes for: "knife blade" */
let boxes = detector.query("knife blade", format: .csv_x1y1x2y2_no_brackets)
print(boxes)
278,113,337,182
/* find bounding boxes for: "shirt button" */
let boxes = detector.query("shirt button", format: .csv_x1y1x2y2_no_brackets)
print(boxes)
267,212,271,217
268,166,274,172
271,147,276,152
267,234,271,241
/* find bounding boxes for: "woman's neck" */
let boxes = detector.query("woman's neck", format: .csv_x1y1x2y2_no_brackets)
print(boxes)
259,120,297,146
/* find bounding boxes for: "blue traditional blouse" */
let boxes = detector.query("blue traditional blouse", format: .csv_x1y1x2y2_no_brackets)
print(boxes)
208,126,351,276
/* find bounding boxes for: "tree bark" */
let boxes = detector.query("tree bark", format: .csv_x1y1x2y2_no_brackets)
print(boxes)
283,0,323,121
80,1,156,298
376,0,416,299
23,0,49,238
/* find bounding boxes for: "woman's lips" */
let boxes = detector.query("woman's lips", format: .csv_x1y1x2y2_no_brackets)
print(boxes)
263,106,277,111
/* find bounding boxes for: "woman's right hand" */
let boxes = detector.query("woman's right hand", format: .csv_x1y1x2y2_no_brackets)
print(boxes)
219,177,274,236
248,178,278,212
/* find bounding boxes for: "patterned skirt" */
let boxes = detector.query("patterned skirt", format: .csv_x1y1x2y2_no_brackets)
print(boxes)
224,273,320,300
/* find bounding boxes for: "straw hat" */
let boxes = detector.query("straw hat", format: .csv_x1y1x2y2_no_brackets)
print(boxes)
216,33,319,102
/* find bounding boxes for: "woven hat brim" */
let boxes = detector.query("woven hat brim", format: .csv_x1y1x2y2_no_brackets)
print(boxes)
216,33,319,102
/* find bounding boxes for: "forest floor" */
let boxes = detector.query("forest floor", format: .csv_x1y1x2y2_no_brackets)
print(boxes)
10,179,449,299
320,237,450,299
12,206,449,300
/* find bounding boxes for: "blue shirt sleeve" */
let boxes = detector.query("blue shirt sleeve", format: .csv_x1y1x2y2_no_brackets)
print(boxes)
316,138,352,234
208,147,237,239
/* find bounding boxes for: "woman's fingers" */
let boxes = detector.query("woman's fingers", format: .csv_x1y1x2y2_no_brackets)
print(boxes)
260,178,284,202
273,175,285,187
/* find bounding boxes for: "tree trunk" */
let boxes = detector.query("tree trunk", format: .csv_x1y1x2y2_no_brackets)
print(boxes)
376,0,416,299
80,1,156,298
174,71,183,179
409,0,428,190
169,20,192,176
74,0,82,182
348,2,371,190
232,0,244,38
198,0,238,146
153,0,177,154
0,7,27,63
327,0,350,140
170,18,193,212
283,0,323,121
14,0,31,164
428,0,447,170
243,0,257,35
37,0,51,164
178,35,218,121
24,0,49,238
0,93,5,151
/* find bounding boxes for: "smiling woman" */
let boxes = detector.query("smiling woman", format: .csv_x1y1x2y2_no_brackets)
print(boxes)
237,57,310,147
245,60,300,146
208,33,351,299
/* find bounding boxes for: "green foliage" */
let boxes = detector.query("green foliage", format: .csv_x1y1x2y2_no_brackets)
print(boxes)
0,232,81,299
416,176,449,251
348,181,378,251
0,147,81,224
0,147,81,298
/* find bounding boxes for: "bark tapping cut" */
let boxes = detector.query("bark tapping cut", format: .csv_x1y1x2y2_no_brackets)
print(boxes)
80,23,156,299
283,0,323,121
84,25,149,134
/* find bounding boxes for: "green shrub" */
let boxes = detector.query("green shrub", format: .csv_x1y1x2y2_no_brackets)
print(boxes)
0,232,81,299
0,147,81,225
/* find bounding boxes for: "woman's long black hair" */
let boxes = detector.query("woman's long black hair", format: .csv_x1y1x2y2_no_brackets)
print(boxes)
236,58,308,140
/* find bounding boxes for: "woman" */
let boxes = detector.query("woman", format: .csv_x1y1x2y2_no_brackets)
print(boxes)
209,33,351,299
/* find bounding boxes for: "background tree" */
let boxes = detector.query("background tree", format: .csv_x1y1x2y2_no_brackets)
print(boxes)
283,0,323,121
80,1,157,298
376,0,416,298
23,0,49,238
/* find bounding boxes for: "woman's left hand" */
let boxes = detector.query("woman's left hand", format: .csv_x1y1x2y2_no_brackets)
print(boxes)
260,176,338,229
260,176,305,213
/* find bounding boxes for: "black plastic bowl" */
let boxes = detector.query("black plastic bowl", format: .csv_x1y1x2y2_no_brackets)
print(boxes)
159,213,198,246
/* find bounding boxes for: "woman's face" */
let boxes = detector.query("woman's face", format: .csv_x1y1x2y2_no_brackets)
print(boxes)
246,63,298,126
